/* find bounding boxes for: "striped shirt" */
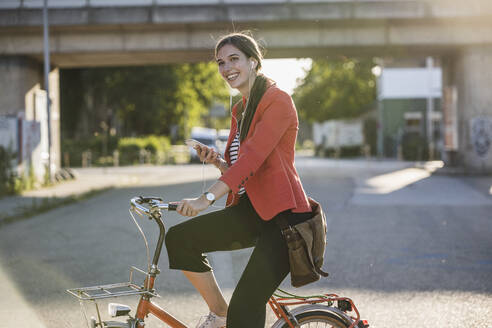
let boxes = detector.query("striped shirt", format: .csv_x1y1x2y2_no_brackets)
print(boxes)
229,131,245,195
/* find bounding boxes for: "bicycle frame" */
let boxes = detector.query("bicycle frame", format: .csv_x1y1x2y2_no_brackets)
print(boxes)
67,197,367,328
135,297,187,327
131,199,190,327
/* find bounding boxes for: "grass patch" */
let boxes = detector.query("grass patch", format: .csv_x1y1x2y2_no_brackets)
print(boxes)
0,187,113,227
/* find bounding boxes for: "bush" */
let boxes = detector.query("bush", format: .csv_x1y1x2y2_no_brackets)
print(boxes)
384,136,396,158
363,117,378,156
296,139,315,151
143,135,171,164
63,135,172,167
401,132,428,161
95,156,114,167
62,135,118,167
340,145,363,157
117,137,144,165
320,146,362,158
117,136,171,165
167,145,190,164
0,146,17,196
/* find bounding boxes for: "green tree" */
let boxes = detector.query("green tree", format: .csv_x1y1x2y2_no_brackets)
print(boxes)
60,62,229,141
293,58,376,122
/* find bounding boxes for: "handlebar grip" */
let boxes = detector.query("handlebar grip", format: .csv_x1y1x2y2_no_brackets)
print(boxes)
168,203,178,211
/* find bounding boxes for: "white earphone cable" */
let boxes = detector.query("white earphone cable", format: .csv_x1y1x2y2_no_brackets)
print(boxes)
200,58,256,209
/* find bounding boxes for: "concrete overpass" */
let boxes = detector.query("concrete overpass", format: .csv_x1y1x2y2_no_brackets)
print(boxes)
1,0,492,172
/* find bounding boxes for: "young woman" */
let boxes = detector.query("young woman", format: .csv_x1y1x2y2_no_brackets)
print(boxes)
165,32,313,328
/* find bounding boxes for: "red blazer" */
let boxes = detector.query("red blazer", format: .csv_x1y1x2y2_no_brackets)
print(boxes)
219,83,311,220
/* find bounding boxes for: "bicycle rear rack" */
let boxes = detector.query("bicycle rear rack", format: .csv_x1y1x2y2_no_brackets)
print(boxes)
67,266,159,301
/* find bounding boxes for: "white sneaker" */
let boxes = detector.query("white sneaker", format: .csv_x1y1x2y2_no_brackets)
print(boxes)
196,311,227,328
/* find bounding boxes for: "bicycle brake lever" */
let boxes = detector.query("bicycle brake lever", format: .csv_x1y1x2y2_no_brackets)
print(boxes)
138,196,164,204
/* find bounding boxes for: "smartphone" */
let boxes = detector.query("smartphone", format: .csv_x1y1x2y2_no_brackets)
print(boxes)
185,139,208,150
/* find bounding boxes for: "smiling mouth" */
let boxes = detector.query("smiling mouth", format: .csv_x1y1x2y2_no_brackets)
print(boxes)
226,73,239,81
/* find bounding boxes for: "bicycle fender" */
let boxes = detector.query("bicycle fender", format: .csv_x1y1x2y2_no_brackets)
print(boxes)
270,304,353,328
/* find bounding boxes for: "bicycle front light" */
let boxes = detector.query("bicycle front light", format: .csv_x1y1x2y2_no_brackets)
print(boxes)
108,303,131,317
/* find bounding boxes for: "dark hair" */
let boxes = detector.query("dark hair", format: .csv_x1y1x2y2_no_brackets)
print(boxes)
215,32,264,72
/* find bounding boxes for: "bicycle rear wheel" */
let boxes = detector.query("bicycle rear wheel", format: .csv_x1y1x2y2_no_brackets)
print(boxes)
280,310,350,328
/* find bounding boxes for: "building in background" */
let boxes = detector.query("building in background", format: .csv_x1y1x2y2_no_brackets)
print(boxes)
376,57,443,160
0,85,55,186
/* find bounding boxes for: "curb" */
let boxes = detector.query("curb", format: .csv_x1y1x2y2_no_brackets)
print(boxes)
0,187,113,227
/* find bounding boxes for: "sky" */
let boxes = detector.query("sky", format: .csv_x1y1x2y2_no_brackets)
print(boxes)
261,58,312,95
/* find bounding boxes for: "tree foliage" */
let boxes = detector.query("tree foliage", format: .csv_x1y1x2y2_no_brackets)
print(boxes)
60,63,229,141
293,58,376,122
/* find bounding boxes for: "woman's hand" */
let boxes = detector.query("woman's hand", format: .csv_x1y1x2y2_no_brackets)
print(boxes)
174,181,230,217
176,196,211,217
195,145,221,165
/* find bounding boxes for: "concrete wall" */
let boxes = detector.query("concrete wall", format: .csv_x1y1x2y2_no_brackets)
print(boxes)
457,46,492,173
442,45,492,173
0,56,42,116
0,56,61,176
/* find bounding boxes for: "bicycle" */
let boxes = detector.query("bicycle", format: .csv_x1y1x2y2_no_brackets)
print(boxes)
67,196,369,328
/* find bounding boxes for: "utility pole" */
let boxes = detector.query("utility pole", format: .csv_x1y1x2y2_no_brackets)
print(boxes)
43,0,52,182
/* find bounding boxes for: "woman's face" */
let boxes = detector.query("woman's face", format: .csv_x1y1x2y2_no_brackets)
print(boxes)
216,44,256,96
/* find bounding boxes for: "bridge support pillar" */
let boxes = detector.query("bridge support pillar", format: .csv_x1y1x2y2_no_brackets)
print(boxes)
0,55,60,173
442,45,492,174
0,56,42,116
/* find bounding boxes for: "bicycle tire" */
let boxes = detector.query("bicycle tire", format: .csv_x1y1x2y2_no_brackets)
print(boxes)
280,310,350,328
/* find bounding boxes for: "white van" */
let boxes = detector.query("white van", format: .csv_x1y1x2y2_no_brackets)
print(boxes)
189,127,218,162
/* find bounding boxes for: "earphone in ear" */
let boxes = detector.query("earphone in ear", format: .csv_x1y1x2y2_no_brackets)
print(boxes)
250,60,256,70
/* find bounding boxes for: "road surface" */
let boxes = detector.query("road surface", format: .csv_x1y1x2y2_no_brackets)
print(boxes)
0,158,491,327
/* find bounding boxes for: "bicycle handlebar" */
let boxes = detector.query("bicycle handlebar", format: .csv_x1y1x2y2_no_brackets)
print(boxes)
129,196,177,270
130,196,178,215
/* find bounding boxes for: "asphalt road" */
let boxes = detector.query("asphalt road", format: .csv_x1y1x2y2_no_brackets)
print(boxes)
0,158,491,327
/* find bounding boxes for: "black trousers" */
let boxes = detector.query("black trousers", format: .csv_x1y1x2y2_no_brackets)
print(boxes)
165,194,311,327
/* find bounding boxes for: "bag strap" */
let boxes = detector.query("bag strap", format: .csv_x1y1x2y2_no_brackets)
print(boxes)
275,215,298,246
275,215,290,230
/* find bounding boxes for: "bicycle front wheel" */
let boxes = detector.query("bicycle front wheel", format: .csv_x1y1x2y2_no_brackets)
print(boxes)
280,310,350,328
